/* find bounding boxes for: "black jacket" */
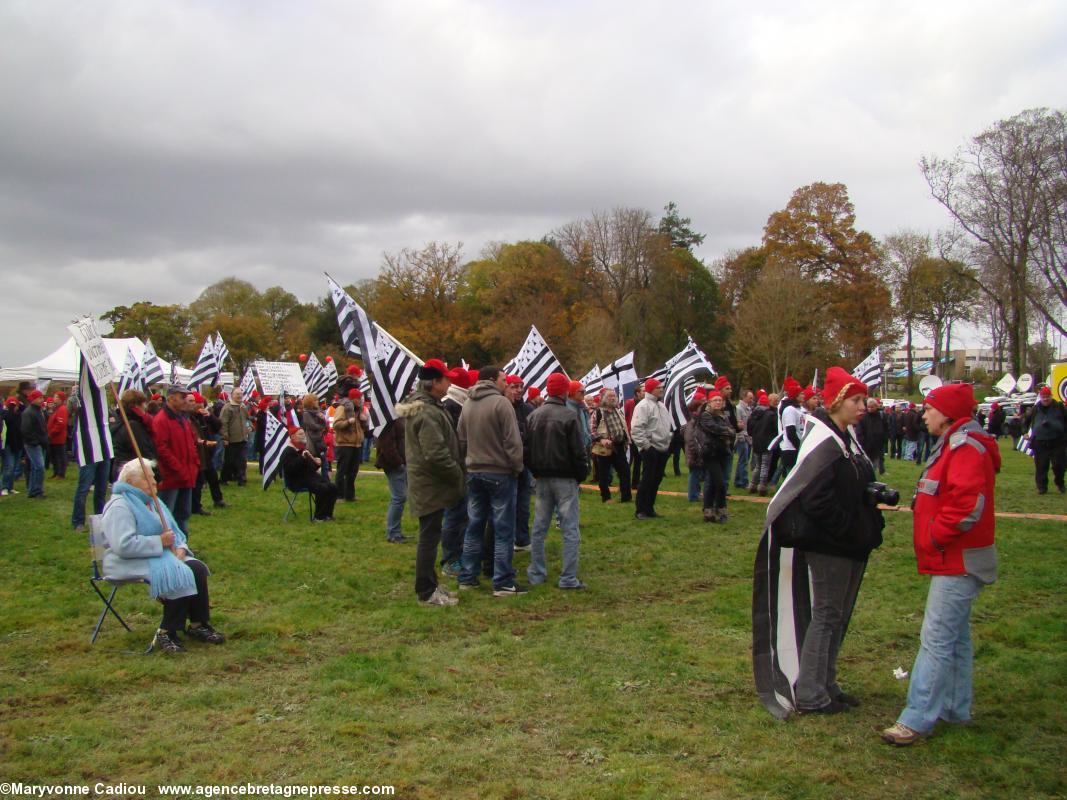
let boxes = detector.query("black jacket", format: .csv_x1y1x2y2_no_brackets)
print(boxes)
797,413,884,561
696,409,735,458
374,419,406,472
110,409,158,463
3,404,24,451
526,396,589,481
1030,400,1066,444
189,410,221,469
856,409,886,456
280,445,324,491
748,406,777,453
20,403,47,447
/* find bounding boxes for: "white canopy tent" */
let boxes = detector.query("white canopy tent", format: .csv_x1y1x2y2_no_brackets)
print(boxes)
0,336,234,387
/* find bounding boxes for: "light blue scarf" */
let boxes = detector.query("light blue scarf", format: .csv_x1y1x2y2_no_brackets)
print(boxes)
111,482,197,600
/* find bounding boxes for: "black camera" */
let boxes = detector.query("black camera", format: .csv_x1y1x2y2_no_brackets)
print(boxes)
866,481,900,507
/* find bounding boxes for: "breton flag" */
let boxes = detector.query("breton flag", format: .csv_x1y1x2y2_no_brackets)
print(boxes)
169,359,179,385
140,338,165,386
601,351,639,398
303,352,331,398
322,358,339,395
260,410,289,489
578,364,604,395
326,274,423,436
1016,431,1034,458
73,354,114,467
188,337,219,389
279,390,301,429
502,326,566,392
214,332,230,373
116,347,144,395
854,347,883,389
662,338,716,430
239,367,257,399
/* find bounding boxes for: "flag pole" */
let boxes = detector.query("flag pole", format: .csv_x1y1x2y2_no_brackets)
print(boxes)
108,382,172,536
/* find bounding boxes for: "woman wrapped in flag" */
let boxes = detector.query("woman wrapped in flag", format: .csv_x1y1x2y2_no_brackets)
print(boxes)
752,366,888,717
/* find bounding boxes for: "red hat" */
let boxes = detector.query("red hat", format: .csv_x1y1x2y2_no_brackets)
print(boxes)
1039,386,1052,397
569,380,584,397
192,392,206,404
258,397,271,411
27,389,43,402
925,383,976,420
757,391,769,407
644,377,662,393
346,364,363,376
707,389,723,400
418,358,448,380
821,367,868,408
251,390,259,398
801,385,817,402
692,388,708,403
526,386,541,401
991,402,999,410
151,393,162,401
546,372,570,398
782,377,802,399
347,388,362,401
466,368,481,387
287,425,302,436
55,391,66,399
714,376,730,391
506,374,523,386
446,367,469,389
5,396,18,406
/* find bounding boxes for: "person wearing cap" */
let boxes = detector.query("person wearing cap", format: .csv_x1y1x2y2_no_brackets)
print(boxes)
20,389,48,499
504,375,535,551
754,367,885,718
712,376,739,493
189,392,225,516
47,393,69,479
987,401,1006,439
526,386,544,408
590,387,632,504
882,382,1000,746
439,367,472,572
624,383,646,488
219,388,250,487
281,427,339,522
683,388,709,502
456,365,526,596
1027,386,1065,495
2,395,25,496
566,381,592,453
526,372,590,589
396,359,463,606
332,387,368,502
696,390,735,523
775,377,805,477
747,391,777,496
630,378,672,520
152,386,200,536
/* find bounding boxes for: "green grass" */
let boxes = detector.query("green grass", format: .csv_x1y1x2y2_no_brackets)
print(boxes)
0,441,1064,799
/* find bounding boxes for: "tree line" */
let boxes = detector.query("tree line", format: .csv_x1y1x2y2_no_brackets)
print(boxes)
103,108,1065,392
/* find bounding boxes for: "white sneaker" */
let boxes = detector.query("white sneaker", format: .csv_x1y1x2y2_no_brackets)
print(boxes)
420,587,458,606
0,490,8,496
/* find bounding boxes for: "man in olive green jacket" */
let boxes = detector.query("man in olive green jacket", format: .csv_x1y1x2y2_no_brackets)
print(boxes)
396,359,464,607
219,388,250,486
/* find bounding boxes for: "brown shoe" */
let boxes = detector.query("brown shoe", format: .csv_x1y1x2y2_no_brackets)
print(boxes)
748,485,758,494
702,507,716,523
758,485,767,497
881,722,923,746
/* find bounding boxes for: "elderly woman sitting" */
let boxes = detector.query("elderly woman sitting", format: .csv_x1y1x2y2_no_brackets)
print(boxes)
101,458,225,654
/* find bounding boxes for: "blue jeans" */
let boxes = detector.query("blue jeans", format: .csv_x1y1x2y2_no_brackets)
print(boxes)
903,440,918,461
528,477,582,588
2,445,24,491
460,472,516,589
722,451,734,496
515,468,532,547
898,574,984,734
384,467,407,541
733,439,751,488
72,460,111,528
441,495,468,566
211,434,224,472
687,467,706,501
24,445,45,497
362,437,373,463
158,487,192,537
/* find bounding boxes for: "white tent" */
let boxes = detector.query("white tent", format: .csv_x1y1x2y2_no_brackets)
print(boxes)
0,336,234,387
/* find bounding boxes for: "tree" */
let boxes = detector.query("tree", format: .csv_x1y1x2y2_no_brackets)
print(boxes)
261,286,306,334
921,107,1067,373
657,201,706,252
187,314,276,375
912,257,978,377
762,182,897,363
100,302,192,362
712,246,767,310
187,278,264,323
884,230,931,391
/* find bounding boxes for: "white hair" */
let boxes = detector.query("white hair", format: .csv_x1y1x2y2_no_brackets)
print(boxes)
117,458,156,486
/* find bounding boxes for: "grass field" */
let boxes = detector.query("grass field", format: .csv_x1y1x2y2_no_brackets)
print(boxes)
1,442,1064,799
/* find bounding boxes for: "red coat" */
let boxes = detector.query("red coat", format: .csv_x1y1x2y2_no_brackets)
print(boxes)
47,406,68,445
912,418,1000,577
151,405,200,489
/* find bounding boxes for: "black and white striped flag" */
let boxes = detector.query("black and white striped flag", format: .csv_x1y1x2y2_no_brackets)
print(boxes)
117,347,144,395
214,332,230,373
1016,432,1034,458
327,275,362,357
169,359,179,385
239,367,257,399
502,326,566,392
260,410,289,489
578,364,604,395
73,354,114,467
303,353,331,398
140,338,165,386
602,351,639,397
188,337,219,389
853,347,883,389
662,338,716,430
322,358,338,396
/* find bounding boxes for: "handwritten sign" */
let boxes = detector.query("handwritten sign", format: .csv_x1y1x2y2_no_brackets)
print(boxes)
253,360,308,396
67,317,117,385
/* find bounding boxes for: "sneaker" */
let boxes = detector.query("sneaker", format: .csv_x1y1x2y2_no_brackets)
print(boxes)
388,535,409,544
73,524,87,533
441,560,462,577
457,581,481,591
834,692,861,708
881,722,923,746
717,509,729,523
1,489,9,496
185,623,226,644
635,512,650,520
420,587,458,606
436,585,457,599
213,501,228,509
492,583,529,597
151,629,186,654
559,581,587,590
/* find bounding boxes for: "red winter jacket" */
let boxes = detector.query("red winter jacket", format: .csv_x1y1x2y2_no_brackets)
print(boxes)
912,418,1000,579
47,406,68,445
151,404,199,489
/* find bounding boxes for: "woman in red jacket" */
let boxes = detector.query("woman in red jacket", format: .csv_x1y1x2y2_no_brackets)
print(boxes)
882,383,1000,746
47,393,69,478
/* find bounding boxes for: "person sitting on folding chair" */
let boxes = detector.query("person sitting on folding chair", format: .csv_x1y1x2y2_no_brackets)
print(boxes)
101,458,225,654
281,427,339,522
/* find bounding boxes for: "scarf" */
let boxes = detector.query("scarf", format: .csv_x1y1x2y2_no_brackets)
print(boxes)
110,482,197,600
595,406,629,445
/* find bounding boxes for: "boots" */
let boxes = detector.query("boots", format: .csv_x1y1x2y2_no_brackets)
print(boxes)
757,485,767,497
702,507,716,523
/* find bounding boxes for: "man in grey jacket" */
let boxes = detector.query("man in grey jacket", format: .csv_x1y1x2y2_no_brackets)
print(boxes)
456,366,526,596
630,378,672,519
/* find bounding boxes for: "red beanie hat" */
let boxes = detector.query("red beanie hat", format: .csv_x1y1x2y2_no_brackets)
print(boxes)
782,377,802,399
346,364,363,376
925,383,976,421
526,386,541,401
192,392,206,404
27,389,43,402
569,380,584,397
821,367,868,408
1039,386,1052,397
692,388,708,403
801,385,817,402
714,376,730,391
347,388,362,401
644,377,662,393
707,389,723,400
467,368,481,387
506,374,523,386
418,358,448,380
546,372,570,398
446,367,468,389
757,391,770,407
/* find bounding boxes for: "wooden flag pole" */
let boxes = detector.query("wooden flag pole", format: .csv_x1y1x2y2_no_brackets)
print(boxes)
108,382,172,536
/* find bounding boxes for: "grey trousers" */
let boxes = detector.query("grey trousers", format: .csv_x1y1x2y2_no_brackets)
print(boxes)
795,551,866,710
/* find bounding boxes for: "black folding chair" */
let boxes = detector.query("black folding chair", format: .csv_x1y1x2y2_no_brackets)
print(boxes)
88,514,150,645
282,482,314,522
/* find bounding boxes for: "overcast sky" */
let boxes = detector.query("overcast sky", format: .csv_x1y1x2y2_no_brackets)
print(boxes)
1,0,1065,366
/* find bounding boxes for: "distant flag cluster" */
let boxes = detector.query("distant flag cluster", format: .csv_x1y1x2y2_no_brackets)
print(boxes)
117,347,144,395
188,337,219,389
578,364,604,396
140,338,165,386
302,352,333,398
73,354,113,467
502,326,567,392
854,347,883,389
